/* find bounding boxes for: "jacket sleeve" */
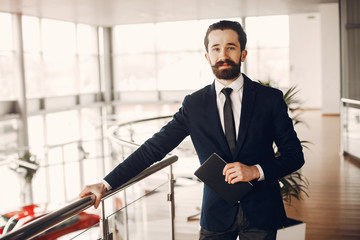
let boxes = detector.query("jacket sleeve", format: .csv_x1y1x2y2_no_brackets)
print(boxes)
104,97,190,189
259,91,305,182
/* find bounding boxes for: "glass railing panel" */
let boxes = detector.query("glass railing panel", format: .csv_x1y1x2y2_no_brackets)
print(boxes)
106,169,172,240
59,220,100,240
341,100,360,158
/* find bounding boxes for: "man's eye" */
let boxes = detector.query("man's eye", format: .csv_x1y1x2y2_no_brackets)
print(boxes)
228,47,235,50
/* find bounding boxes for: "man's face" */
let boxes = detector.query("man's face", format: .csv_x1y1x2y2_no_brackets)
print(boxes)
205,29,247,80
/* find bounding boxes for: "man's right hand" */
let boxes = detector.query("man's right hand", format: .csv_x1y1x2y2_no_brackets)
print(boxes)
79,182,107,209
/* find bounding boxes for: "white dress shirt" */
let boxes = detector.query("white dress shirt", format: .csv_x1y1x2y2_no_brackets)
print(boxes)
215,74,264,181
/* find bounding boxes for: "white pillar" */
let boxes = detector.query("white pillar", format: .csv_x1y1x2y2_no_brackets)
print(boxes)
319,3,341,114
289,13,322,109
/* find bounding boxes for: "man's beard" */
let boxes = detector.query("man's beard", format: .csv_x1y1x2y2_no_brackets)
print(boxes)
211,59,241,80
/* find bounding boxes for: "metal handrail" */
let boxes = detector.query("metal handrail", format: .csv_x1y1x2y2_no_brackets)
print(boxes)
0,155,178,240
115,115,173,128
341,98,360,106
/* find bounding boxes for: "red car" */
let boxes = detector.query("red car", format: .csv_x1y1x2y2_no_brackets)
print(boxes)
0,204,99,239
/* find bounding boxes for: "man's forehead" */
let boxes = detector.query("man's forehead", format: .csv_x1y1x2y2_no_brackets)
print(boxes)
208,29,240,46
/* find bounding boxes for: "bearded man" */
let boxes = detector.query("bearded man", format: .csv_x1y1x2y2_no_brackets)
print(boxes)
80,20,304,240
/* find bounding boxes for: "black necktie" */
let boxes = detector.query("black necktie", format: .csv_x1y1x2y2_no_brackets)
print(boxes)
221,88,236,157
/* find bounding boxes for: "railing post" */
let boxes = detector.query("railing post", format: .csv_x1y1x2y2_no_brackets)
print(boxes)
168,165,176,240
123,189,130,240
100,200,108,240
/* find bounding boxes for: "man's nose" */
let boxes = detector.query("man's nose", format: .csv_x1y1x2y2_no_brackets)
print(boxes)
219,48,228,60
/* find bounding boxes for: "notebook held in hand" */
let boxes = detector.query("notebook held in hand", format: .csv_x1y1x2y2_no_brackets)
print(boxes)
194,153,253,205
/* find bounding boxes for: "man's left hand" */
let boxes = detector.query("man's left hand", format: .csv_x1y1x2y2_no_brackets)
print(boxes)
223,162,260,184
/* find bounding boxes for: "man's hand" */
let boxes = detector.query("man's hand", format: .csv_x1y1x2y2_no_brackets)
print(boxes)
79,182,107,209
223,162,260,184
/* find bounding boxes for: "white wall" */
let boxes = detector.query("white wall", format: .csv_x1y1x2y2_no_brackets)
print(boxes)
319,3,340,114
289,13,322,109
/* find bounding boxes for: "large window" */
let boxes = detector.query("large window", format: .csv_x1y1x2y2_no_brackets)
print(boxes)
22,17,100,97
245,15,290,87
0,13,18,100
0,14,104,208
0,119,18,152
77,24,100,94
113,16,290,93
0,119,20,212
113,19,233,92
27,108,105,204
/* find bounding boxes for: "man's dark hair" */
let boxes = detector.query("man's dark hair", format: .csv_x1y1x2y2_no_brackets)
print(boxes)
204,20,247,52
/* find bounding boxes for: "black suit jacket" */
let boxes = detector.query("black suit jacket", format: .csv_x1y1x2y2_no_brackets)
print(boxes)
104,74,304,231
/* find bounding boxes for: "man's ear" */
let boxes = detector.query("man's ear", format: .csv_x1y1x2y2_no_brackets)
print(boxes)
241,50,247,62
205,53,210,64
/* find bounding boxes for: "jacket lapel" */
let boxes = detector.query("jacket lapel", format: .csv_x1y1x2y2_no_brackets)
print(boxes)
234,75,256,158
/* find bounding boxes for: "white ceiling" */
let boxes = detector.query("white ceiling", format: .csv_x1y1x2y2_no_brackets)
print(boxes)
0,0,337,26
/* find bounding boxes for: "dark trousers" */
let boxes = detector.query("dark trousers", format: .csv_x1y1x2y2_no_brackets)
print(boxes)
199,205,277,240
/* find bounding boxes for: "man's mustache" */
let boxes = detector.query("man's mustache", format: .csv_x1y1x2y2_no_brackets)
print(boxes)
213,59,237,68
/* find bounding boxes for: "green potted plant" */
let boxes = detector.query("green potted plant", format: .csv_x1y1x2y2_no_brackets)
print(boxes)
259,81,310,240
259,81,310,205
10,150,39,205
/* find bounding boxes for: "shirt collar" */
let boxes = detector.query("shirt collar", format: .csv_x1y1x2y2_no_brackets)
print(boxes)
215,74,244,96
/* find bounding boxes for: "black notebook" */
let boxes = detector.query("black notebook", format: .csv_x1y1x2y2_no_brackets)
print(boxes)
194,153,253,205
